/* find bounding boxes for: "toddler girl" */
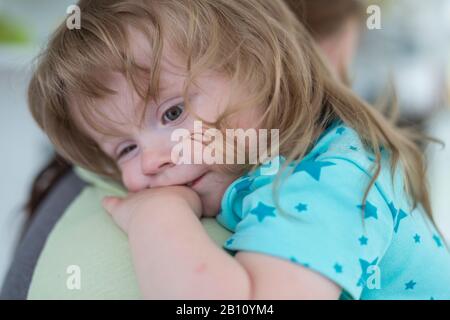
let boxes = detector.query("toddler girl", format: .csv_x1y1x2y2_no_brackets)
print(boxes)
29,0,450,299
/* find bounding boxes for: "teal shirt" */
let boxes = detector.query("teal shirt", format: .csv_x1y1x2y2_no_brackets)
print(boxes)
216,121,450,300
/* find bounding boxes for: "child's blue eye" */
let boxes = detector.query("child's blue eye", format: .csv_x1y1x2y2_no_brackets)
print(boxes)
117,144,137,160
162,103,184,123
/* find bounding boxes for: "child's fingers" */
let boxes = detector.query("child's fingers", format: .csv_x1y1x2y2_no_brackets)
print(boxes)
102,196,122,214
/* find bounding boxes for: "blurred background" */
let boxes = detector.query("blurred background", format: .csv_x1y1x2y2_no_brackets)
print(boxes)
0,0,75,288
0,0,449,287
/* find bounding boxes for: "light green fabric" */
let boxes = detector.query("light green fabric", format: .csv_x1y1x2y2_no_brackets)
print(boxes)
28,168,232,299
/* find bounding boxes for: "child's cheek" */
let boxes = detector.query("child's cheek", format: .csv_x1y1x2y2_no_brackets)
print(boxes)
120,159,149,192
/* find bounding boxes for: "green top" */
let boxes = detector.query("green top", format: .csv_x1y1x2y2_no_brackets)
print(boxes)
28,168,232,299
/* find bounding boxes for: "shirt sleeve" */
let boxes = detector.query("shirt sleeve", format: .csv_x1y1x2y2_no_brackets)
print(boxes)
218,157,395,299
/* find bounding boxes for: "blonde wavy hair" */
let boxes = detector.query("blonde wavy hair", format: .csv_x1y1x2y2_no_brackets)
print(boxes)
29,0,434,219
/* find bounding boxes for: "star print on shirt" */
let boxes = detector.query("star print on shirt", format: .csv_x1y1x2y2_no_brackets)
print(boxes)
250,202,276,222
359,235,369,246
405,280,416,290
357,201,378,220
295,202,308,213
293,159,336,181
388,201,409,232
413,234,421,244
334,263,343,273
336,127,346,135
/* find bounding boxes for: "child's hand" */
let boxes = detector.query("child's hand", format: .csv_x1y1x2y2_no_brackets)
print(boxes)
102,186,203,233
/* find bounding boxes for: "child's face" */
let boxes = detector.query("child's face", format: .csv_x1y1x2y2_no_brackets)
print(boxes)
75,32,260,216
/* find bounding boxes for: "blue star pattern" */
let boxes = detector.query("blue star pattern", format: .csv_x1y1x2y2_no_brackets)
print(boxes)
249,202,276,222
405,280,416,290
336,127,346,135
357,201,378,220
334,263,343,273
217,120,450,300
293,159,336,181
295,202,308,213
388,202,409,233
394,210,408,233
388,202,397,219
359,236,369,246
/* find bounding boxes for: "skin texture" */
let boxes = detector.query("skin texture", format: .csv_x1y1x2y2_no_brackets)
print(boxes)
78,30,342,299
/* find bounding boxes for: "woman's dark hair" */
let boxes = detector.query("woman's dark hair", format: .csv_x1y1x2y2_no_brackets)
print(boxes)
284,0,364,39
25,154,72,218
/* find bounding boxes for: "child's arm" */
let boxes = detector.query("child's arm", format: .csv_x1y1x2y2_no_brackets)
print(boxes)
102,186,341,299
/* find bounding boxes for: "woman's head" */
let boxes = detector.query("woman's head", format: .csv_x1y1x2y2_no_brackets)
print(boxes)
285,0,365,79
29,0,432,218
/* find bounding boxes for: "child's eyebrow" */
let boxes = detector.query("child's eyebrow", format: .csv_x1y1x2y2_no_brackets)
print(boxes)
98,133,129,145
157,84,178,100
149,84,185,109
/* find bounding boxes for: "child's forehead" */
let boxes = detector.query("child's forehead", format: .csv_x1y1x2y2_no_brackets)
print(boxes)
128,27,186,75
101,68,185,108
125,28,232,98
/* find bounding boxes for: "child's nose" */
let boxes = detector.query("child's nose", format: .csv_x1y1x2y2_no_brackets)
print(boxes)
141,149,174,175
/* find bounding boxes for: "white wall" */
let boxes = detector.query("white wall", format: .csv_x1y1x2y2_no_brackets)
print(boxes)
0,0,74,288
0,64,51,287
427,109,450,243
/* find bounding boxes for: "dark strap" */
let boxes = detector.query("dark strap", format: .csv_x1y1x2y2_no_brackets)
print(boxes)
0,170,86,300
